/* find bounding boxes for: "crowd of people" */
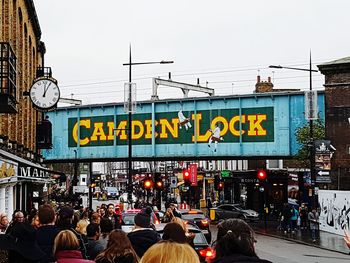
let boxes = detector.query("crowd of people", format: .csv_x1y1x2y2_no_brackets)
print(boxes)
0,202,272,263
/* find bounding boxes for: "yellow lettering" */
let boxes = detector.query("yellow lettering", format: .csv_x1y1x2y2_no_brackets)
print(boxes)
145,119,159,139
107,122,115,140
247,114,267,136
159,118,179,139
91,122,107,141
192,113,211,142
211,116,228,136
229,115,246,136
115,120,127,140
72,119,91,146
132,120,144,140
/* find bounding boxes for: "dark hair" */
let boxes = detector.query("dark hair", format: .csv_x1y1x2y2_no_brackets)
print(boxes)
107,203,114,209
163,222,187,243
38,204,55,225
100,218,113,234
214,219,257,259
95,229,137,263
86,223,100,237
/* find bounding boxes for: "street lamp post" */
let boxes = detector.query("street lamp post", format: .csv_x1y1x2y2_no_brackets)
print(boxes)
123,46,173,206
269,55,319,208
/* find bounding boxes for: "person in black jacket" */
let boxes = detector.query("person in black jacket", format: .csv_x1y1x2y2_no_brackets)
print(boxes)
127,211,160,258
105,204,121,229
36,204,60,263
212,219,272,263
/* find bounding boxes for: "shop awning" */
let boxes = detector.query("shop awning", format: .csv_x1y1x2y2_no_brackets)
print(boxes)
0,149,64,183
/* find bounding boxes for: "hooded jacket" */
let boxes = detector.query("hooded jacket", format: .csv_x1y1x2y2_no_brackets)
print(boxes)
55,250,94,263
127,228,160,258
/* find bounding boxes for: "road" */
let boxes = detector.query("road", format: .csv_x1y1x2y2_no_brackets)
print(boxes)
255,235,349,263
210,225,349,263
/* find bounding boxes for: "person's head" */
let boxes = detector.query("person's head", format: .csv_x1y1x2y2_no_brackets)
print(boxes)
91,212,101,225
38,204,56,225
134,211,151,228
57,206,74,227
140,241,199,263
76,219,89,235
163,222,187,243
0,214,9,227
95,229,138,262
14,211,24,223
53,230,80,255
31,214,40,229
100,208,106,217
215,219,257,259
107,204,114,215
86,223,101,239
100,218,113,234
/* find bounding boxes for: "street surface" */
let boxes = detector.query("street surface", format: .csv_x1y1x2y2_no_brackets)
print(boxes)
255,235,350,263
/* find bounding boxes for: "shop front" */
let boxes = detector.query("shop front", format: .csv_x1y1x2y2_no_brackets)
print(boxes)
0,150,54,219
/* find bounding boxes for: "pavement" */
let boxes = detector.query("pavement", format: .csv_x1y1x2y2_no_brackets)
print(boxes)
250,219,350,255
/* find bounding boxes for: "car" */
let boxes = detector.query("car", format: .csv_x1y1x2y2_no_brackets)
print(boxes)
105,186,119,199
121,208,160,233
213,204,259,221
180,209,211,243
155,223,214,263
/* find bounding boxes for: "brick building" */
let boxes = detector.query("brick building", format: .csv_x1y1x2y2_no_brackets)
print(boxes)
0,0,55,218
318,57,350,190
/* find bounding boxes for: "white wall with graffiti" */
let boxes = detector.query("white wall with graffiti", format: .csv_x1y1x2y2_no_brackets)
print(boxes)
319,190,350,236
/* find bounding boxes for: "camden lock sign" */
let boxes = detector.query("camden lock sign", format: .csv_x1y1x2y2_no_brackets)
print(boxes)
68,107,274,147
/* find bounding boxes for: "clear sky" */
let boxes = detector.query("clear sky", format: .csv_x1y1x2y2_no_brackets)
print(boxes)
34,0,349,105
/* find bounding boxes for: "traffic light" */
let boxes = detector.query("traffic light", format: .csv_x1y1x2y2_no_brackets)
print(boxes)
155,180,164,190
217,181,224,191
183,169,191,186
143,179,153,189
154,173,164,190
257,169,267,181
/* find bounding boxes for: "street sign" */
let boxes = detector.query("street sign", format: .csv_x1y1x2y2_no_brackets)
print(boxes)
170,176,177,188
221,170,231,178
317,170,329,176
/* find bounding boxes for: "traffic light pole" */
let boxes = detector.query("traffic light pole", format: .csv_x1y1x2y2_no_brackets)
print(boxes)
89,162,93,211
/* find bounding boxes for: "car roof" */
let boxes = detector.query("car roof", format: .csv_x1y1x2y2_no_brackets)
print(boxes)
179,209,204,214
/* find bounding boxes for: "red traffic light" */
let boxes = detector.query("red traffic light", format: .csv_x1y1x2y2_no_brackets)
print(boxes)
218,181,224,190
183,169,190,181
155,180,164,190
144,179,153,189
257,170,267,181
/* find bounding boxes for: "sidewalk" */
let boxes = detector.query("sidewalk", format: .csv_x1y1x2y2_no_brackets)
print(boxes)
251,220,350,255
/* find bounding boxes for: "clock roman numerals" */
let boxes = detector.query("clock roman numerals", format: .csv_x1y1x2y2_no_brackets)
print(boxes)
29,78,60,110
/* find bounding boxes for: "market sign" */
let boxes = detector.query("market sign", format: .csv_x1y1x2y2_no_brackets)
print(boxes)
18,164,50,178
314,140,332,183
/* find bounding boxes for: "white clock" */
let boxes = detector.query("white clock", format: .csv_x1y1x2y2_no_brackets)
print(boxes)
30,78,60,110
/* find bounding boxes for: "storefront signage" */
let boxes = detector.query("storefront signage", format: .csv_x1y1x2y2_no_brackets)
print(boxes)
314,140,332,183
68,107,274,147
0,159,16,179
18,165,50,178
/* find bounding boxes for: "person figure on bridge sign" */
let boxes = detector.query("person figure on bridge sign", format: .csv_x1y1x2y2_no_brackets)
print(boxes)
208,124,224,152
178,110,192,130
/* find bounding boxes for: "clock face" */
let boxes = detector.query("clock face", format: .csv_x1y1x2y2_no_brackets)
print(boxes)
30,79,60,110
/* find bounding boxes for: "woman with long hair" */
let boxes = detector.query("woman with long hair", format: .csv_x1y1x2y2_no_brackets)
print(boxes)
95,229,138,263
139,241,199,263
212,219,272,263
53,230,94,263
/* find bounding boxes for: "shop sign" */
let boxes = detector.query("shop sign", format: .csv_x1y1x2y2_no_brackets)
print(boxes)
314,140,332,184
0,159,17,179
18,165,50,178
221,170,231,178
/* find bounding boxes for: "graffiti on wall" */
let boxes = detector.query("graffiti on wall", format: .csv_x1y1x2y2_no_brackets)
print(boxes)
319,190,350,236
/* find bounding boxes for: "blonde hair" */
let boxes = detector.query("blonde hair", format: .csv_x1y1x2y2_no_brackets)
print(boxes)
53,230,80,255
76,219,89,235
140,241,199,263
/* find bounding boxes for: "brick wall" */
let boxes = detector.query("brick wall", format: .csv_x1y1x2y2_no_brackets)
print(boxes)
0,0,44,156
